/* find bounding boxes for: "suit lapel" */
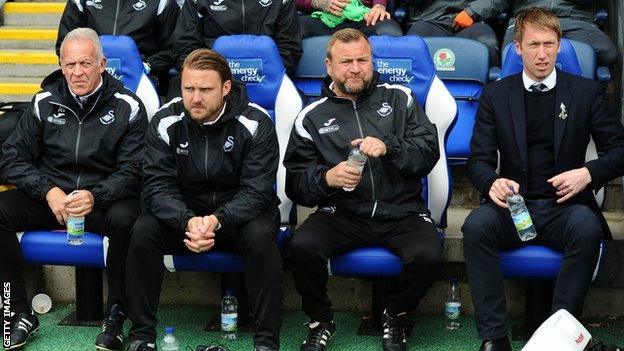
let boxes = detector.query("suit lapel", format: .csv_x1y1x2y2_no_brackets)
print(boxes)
554,70,571,165
509,75,528,170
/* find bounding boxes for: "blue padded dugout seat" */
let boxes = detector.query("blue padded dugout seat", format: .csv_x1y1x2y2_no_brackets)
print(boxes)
294,35,331,101
423,37,491,165
324,36,456,334
100,35,161,120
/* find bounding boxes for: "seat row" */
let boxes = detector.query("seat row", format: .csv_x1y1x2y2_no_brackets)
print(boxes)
16,34,607,335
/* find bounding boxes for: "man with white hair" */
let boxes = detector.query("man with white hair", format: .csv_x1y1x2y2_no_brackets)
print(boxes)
0,28,146,351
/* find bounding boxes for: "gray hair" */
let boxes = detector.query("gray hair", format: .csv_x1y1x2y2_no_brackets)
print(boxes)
59,28,104,61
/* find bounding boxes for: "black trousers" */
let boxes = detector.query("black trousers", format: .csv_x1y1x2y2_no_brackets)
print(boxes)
0,189,139,314
503,18,617,67
462,199,602,340
126,206,283,349
291,210,443,322
299,15,404,38
406,20,500,67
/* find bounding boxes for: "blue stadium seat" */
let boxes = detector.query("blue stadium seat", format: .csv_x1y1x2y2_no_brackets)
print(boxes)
498,39,607,336
99,35,161,120
293,35,331,101
17,35,302,325
423,37,491,165
327,35,457,333
501,39,611,83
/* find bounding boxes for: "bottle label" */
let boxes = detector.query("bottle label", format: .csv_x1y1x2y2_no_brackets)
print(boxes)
512,211,533,232
221,313,237,332
444,302,461,319
67,218,85,236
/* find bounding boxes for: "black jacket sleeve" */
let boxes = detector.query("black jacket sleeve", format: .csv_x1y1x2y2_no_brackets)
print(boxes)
56,0,87,56
275,0,303,75
173,0,204,70
583,82,624,189
143,116,196,232
466,85,501,196
213,115,279,228
465,0,508,21
0,98,55,199
90,103,148,209
283,114,338,208
381,96,440,178
146,0,180,75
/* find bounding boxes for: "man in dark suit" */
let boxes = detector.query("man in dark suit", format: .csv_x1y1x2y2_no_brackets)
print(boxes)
462,7,624,351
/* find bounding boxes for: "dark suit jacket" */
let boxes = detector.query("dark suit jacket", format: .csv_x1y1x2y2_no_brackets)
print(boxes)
467,69,624,240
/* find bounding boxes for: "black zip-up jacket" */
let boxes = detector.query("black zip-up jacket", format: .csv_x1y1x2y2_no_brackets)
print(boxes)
143,83,279,232
172,0,302,74
56,0,180,75
0,70,147,209
284,74,439,219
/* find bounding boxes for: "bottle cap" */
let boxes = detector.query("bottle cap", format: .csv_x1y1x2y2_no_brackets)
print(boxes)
165,326,174,334
31,293,52,314
450,277,458,284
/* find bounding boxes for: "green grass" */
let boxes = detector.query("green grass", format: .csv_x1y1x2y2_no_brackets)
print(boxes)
18,303,624,350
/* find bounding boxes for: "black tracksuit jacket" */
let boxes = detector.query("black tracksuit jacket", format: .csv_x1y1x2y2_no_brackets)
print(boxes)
143,83,280,231
172,0,302,74
284,74,440,220
0,70,147,209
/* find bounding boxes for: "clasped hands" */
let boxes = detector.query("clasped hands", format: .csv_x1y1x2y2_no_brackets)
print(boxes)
185,214,220,253
325,137,386,189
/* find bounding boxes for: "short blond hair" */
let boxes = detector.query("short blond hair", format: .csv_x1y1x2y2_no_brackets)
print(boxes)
514,7,562,43
182,48,232,84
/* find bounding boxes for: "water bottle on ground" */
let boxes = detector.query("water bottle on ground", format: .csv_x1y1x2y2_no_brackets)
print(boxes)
162,326,179,351
221,290,238,340
506,191,537,241
343,146,367,192
445,277,461,330
66,215,84,246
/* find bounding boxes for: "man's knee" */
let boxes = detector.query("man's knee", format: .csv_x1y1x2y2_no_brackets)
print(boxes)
240,225,278,255
106,200,140,233
128,214,166,255
402,238,443,271
462,205,502,251
465,23,499,50
566,206,602,247
290,229,324,262
375,20,403,37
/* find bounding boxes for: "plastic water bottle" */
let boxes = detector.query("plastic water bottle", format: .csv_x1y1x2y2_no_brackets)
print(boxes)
66,215,84,245
162,326,179,351
221,290,238,340
507,193,537,241
444,277,461,330
343,146,367,192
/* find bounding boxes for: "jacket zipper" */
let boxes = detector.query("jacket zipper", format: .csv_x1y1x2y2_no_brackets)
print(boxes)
204,129,217,208
50,92,101,189
113,0,121,35
351,101,378,218
241,0,246,33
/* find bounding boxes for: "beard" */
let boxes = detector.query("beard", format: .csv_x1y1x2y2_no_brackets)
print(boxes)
335,75,371,96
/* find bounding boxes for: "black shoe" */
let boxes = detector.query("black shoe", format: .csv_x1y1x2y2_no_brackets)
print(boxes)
300,321,336,351
5,310,40,350
479,337,511,351
589,340,623,351
95,304,126,351
129,340,157,351
382,310,407,351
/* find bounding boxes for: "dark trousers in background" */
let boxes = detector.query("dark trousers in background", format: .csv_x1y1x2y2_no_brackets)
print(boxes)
503,18,617,67
0,189,139,314
462,199,602,340
407,20,501,66
299,16,404,38
290,210,443,322
126,206,283,349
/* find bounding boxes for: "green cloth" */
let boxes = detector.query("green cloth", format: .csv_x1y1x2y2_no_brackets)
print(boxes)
311,0,370,28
